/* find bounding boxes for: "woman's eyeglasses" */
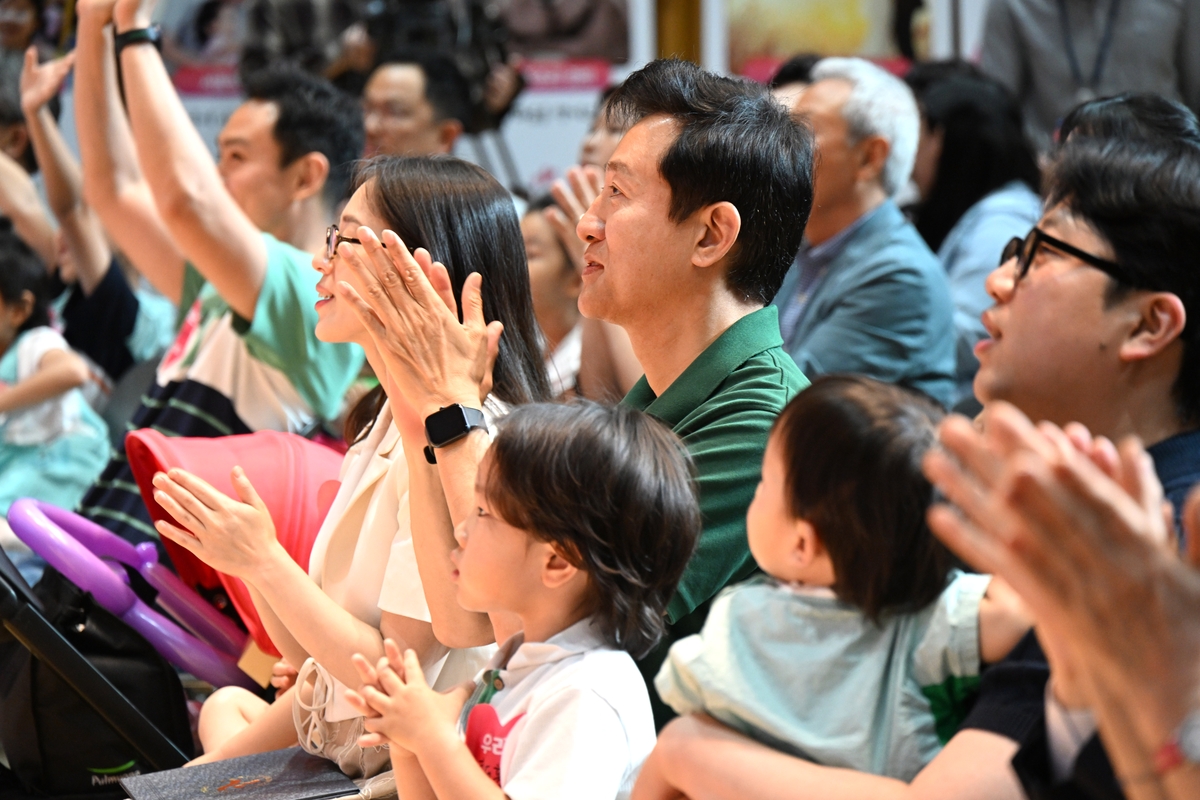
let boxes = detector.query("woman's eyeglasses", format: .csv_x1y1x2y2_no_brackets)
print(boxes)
325,224,387,262
1000,227,1130,285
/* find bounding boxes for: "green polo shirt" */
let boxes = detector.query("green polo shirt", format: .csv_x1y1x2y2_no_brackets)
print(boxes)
622,306,809,623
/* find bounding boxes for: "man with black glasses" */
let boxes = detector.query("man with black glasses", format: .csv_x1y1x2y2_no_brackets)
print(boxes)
632,115,1200,800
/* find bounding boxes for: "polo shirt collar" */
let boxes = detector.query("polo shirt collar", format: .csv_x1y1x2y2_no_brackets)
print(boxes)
622,306,784,428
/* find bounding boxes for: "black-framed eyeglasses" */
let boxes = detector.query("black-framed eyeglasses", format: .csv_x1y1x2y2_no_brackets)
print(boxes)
1000,227,1129,285
325,224,386,262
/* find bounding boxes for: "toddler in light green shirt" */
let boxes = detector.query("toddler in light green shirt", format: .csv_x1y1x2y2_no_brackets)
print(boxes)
655,375,1032,780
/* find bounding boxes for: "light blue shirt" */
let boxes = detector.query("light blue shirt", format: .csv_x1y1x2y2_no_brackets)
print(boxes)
656,572,991,781
938,182,1042,406
778,206,881,340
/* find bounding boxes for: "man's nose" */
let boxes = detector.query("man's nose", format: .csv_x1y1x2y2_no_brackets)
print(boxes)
577,196,604,243
986,258,1018,303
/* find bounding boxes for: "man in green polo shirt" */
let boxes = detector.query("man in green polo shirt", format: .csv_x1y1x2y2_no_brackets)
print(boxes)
575,59,815,724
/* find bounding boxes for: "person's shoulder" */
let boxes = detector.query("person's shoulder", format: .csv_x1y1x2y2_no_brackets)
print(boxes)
843,208,941,279
530,647,648,716
260,232,315,271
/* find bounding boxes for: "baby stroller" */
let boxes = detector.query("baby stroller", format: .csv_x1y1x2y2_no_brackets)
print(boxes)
0,430,342,797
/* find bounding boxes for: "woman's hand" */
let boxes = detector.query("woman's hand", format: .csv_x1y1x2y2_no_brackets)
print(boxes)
19,48,75,117
151,466,284,580
344,639,471,756
270,660,298,698
334,226,502,420
547,165,603,268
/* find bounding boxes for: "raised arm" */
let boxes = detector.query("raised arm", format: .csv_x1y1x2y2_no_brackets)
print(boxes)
110,0,269,321
336,230,500,648
75,1,185,302
20,49,114,296
0,149,56,268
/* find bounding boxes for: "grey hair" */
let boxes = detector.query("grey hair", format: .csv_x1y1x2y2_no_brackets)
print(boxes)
810,57,919,197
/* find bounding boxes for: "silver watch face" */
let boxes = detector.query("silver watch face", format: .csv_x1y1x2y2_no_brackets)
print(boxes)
1181,711,1200,762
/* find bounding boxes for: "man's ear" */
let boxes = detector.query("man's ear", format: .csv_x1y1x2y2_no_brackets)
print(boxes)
541,543,581,590
854,134,890,190
437,119,464,154
692,201,741,269
1119,291,1187,363
288,151,331,204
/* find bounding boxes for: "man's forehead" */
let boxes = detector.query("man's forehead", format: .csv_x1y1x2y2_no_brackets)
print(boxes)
367,63,428,101
220,99,280,146
607,115,679,176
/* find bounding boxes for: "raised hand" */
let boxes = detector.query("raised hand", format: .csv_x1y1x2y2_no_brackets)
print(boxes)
334,226,502,420
547,164,604,267
75,0,119,23
113,0,159,34
19,48,75,116
151,466,282,579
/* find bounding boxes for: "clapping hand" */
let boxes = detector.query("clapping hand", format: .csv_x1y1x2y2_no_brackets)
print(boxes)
344,638,472,756
334,227,502,421
923,402,1200,725
151,467,282,580
19,48,75,117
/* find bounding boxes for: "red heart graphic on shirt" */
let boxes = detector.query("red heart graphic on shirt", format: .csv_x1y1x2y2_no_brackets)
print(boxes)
465,705,525,786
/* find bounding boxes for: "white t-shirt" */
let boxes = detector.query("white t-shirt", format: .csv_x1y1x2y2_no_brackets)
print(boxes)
461,617,655,800
0,327,97,445
546,323,583,398
307,400,494,720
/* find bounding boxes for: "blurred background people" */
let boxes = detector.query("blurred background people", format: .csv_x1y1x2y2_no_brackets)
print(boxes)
905,62,1042,409
981,0,1200,152
777,56,955,408
361,52,470,157
522,195,582,397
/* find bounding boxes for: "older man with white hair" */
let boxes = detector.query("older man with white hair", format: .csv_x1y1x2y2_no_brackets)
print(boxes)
775,57,955,406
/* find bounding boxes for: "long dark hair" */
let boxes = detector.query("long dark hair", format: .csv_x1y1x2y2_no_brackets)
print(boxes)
344,156,551,442
485,401,700,658
774,375,950,621
910,73,1040,252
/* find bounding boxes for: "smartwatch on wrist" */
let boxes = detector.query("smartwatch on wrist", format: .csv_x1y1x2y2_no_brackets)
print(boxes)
114,25,162,56
423,404,487,464
1153,710,1200,776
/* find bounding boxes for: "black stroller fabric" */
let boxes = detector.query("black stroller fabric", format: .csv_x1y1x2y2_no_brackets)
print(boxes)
0,565,194,799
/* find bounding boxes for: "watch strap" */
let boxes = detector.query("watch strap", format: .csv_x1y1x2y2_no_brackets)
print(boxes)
114,26,162,56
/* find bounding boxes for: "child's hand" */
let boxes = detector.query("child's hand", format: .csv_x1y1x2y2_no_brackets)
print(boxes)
151,467,282,579
346,639,471,757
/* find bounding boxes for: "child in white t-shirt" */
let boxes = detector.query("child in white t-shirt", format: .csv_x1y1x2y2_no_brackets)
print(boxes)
0,232,108,516
344,401,701,800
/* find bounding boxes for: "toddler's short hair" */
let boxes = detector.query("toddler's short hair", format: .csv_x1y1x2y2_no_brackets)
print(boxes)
485,401,700,658
774,375,950,620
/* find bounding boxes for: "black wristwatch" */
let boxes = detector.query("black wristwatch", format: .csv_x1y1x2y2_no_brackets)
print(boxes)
423,404,487,464
114,25,162,56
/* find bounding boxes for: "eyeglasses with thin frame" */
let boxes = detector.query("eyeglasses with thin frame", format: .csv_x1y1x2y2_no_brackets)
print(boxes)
325,224,387,262
1000,227,1130,285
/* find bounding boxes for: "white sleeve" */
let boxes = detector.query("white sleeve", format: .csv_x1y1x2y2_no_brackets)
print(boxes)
376,466,432,622
500,687,633,800
912,572,992,687
16,327,70,381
